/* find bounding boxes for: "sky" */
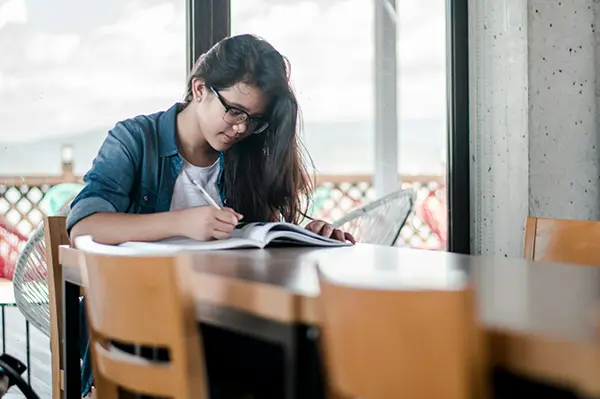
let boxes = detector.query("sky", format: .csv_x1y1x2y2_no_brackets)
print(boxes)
0,0,187,143
0,0,447,174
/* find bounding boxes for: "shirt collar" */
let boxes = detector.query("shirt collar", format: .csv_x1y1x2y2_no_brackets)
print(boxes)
157,103,182,157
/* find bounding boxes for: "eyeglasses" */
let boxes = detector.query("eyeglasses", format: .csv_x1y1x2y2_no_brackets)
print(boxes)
210,87,269,134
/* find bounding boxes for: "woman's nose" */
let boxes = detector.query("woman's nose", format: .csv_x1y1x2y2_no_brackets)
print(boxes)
233,121,247,135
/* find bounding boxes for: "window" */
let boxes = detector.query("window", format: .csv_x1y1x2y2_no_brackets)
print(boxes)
232,0,448,249
0,0,186,234
234,0,375,175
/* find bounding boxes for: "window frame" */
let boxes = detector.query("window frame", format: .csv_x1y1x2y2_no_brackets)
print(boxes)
188,0,471,253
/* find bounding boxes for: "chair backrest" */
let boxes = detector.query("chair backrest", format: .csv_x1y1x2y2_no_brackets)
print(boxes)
524,217,600,266
43,216,70,398
13,221,50,335
332,189,416,246
316,269,479,399
502,216,600,396
81,252,208,399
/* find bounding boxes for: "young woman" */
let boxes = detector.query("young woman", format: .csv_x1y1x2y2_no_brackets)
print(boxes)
68,34,354,245
69,34,354,398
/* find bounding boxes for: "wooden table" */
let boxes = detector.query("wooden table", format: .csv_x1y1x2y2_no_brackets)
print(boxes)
59,244,600,398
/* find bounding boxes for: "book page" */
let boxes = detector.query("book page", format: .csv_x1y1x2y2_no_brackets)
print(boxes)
266,222,344,243
232,222,280,242
74,236,179,256
122,236,263,251
267,231,351,247
236,222,351,246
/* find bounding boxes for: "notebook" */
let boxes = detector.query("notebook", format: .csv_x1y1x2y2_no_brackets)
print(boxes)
120,221,352,251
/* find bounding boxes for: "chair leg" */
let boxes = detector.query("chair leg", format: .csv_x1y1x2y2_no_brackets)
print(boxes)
50,326,62,399
51,370,61,399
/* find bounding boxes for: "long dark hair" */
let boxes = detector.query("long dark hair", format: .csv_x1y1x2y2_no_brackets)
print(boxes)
184,34,313,223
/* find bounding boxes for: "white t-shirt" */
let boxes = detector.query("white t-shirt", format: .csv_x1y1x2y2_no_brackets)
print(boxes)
169,159,223,211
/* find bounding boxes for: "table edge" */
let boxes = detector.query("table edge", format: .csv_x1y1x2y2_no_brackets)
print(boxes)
59,245,318,324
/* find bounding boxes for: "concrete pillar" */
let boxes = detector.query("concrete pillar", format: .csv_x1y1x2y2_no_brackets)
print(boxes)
469,0,529,257
470,0,600,257
528,0,600,220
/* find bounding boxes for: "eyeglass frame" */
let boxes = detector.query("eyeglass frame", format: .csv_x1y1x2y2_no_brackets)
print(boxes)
209,87,269,134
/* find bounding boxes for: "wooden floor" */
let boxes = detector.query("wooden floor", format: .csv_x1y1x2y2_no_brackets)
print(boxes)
0,280,52,399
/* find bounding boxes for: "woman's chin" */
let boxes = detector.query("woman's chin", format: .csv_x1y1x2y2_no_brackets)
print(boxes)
208,138,233,152
212,134,239,151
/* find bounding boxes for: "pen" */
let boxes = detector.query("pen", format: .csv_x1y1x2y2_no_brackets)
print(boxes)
183,170,222,210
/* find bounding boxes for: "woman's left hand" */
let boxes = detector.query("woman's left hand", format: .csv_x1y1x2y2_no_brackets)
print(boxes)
305,220,356,244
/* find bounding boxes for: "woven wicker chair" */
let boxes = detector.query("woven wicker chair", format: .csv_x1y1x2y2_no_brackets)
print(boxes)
333,189,416,246
13,207,71,337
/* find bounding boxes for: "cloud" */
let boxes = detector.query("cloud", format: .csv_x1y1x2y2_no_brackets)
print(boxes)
97,1,175,40
0,0,447,145
233,0,447,122
0,0,27,30
0,0,186,143
233,0,374,122
0,71,20,92
25,33,80,63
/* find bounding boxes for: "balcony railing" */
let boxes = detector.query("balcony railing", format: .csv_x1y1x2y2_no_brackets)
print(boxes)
0,168,447,256
311,174,446,249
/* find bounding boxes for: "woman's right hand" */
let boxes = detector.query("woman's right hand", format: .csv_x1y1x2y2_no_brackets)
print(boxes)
177,206,243,241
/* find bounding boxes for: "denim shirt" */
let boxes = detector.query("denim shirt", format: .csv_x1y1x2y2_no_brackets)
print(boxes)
69,103,225,396
67,102,225,235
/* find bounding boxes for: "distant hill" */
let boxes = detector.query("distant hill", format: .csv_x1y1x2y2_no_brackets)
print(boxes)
0,130,107,176
0,119,446,177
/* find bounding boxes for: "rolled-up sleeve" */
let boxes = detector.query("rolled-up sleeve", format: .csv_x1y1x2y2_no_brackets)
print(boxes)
66,122,140,234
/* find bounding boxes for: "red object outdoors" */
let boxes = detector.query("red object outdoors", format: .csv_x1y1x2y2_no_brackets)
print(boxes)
0,216,28,280
416,187,448,250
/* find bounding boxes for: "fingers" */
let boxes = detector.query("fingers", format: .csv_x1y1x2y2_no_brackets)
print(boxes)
333,228,345,242
344,232,356,244
209,219,236,240
307,219,356,244
321,223,335,238
224,207,244,221
215,209,241,226
202,207,243,241
211,228,233,240
306,220,327,233
211,207,244,240
329,227,354,243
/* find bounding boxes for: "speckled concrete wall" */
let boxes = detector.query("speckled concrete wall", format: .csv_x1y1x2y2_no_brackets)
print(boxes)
528,0,600,220
470,0,600,256
470,0,529,257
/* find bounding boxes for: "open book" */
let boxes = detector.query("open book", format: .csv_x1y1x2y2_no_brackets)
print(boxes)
120,222,352,251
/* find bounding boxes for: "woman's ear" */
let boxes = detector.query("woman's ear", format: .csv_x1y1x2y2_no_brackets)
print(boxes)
192,78,206,102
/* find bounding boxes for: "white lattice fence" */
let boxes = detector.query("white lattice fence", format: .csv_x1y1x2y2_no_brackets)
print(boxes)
0,175,447,249
310,176,446,249
0,185,51,237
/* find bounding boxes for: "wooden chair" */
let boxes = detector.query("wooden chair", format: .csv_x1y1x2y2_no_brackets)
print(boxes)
44,216,70,399
316,269,487,399
524,217,600,266
80,251,208,398
490,216,600,397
